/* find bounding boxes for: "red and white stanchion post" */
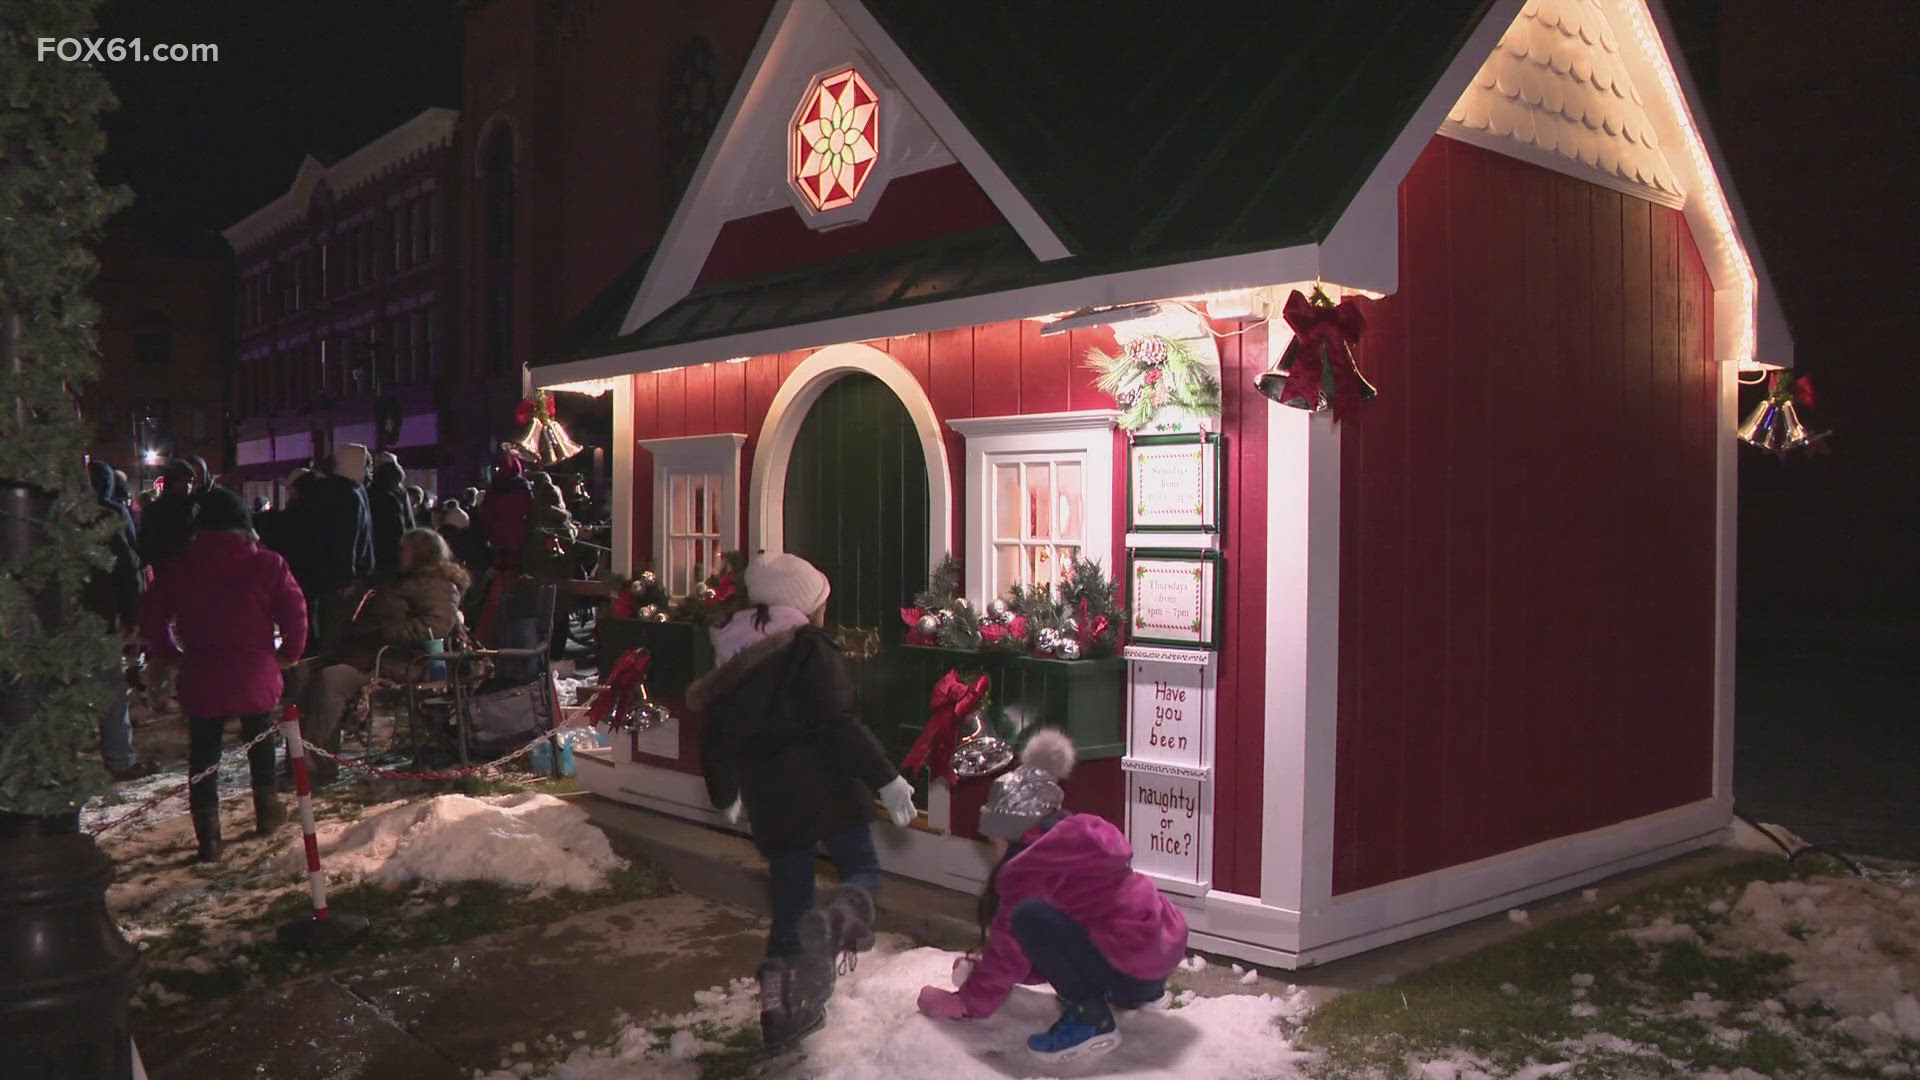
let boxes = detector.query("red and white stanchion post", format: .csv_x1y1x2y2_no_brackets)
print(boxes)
274,706,368,951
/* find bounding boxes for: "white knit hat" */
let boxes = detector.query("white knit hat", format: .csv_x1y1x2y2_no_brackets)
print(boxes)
743,552,831,615
441,505,470,529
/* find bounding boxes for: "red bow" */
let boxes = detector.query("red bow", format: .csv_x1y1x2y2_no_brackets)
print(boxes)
1771,373,1816,408
610,591,637,619
1280,289,1369,419
586,649,652,727
901,671,988,785
513,393,558,426
709,571,737,605
901,607,935,645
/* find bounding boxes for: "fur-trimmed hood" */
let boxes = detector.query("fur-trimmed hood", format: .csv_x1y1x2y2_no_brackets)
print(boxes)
685,627,802,712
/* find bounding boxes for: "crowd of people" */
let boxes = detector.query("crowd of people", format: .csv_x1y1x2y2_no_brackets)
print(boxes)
86,445,605,861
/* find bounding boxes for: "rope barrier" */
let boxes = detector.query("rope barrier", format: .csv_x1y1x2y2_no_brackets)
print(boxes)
88,722,282,838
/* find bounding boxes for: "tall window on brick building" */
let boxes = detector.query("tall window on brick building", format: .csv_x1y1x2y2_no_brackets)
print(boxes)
482,125,516,376
134,310,171,364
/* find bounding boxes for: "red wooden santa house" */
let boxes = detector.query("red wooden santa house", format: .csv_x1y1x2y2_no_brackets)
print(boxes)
537,0,1790,967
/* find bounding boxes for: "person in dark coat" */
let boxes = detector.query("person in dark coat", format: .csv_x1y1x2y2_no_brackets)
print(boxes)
301,443,375,655
85,461,154,780
139,489,307,861
138,459,198,575
684,552,918,1051
367,458,416,577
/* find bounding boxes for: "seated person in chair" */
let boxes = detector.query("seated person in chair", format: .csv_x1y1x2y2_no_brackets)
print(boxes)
291,528,468,784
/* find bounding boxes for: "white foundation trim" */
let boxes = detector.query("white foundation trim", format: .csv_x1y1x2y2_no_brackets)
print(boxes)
577,751,999,894
1180,798,1730,968
746,342,953,571
1259,346,1344,917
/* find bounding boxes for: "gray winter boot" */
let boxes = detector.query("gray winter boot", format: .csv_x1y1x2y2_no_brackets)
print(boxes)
757,952,829,1054
817,883,876,955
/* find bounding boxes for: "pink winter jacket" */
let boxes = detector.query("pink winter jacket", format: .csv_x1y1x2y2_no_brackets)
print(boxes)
139,532,308,718
958,813,1188,1017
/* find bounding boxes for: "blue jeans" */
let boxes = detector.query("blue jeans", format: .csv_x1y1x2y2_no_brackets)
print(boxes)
765,824,881,957
98,663,134,770
1009,897,1167,1007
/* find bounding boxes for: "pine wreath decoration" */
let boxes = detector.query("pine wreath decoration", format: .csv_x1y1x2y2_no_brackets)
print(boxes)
1086,333,1222,432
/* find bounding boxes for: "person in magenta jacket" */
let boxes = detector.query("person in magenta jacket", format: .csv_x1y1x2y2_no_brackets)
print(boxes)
139,489,308,862
916,730,1188,1063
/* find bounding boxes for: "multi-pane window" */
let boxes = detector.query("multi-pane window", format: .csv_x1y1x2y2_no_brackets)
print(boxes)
664,471,723,597
991,456,1085,591
414,193,432,263
412,309,430,380
949,412,1118,606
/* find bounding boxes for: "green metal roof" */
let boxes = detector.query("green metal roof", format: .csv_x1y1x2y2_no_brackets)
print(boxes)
542,0,1496,367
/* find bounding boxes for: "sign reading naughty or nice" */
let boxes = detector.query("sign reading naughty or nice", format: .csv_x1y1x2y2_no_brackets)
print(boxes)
1129,771,1204,883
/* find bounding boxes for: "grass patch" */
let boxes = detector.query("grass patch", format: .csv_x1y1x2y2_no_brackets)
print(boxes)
690,1021,765,1080
1296,858,1827,1078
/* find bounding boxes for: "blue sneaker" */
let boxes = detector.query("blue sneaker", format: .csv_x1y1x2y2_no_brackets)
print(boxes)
1027,998,1121,1062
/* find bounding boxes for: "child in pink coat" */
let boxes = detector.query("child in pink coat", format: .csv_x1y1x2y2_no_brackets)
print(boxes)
916,731,1188,1063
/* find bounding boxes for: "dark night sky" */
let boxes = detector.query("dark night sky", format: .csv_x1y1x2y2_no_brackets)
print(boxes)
95,0,463,251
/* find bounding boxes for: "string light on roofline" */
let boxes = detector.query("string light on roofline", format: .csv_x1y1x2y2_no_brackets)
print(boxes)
1620,0,1757,365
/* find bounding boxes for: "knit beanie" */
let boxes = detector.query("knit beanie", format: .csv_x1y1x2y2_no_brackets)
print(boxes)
440,505,470,529
742,552,830,616
192,488,253,534
979,729,1077,841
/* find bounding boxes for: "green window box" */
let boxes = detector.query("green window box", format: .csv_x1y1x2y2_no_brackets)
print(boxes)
894,645,1125,762
597,615,715,702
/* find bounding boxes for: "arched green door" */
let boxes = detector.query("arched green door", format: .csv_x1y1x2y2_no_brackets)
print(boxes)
784,372,929,640
782,373,930,762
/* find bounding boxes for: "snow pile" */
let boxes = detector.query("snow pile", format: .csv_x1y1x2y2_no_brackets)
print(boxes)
487,938,1318,1080
285,793,624,892
1718,876,1920,1046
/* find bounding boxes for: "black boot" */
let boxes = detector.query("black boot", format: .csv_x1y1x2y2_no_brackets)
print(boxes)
253,787,286,837
190,806,223,863
817,883,876,954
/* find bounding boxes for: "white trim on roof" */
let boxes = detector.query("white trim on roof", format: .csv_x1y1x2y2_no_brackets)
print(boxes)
223,108,459,253
618,0,1069,337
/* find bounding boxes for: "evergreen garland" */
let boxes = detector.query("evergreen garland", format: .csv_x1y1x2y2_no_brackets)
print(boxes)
0,0,133,815
1086,333,1222,432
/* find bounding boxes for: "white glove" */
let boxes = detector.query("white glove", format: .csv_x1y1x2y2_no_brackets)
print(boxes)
879,776,917,827
720,799,742,825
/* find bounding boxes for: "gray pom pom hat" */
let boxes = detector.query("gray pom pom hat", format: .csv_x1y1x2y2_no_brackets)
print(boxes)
978,729,1077,841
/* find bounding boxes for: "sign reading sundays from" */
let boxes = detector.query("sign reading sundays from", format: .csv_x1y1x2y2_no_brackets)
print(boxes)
1128,433,1222,533
1128,550,1223,649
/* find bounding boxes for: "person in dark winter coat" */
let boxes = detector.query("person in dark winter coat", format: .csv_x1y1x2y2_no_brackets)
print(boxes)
290,528,467,786
367,458,416,577
478,454,534,570
85,461,154,780
138,489,307,861
685,552,918,1052
302,444,376,654
138,459,198,575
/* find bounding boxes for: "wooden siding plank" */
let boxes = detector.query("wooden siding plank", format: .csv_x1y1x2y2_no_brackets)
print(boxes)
972,320,1023,417
1019,318,1073,415
683,361,718,436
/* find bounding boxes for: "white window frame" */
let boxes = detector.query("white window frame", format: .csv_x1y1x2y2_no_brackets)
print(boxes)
946,410,1119,605
639,433,747,597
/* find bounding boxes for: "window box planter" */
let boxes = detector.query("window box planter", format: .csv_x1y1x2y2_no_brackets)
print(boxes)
596,614,714,702
894,645,1125,762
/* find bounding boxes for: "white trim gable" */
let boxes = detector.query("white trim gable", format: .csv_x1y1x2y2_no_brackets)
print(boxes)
619,0,1069,337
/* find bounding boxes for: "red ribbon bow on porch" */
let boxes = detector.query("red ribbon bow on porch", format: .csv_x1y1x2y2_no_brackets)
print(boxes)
900,670,989,786
513,392,558,426
1279,288,1370,420
709,570,738,605
587,648,652,728
1768,372,1816,408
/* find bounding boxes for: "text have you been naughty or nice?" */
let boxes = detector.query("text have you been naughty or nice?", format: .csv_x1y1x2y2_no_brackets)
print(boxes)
1136,774,1198,860
1146,679,1191,753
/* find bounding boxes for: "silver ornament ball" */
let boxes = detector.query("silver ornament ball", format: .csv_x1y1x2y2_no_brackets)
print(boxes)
1057,638,1081,660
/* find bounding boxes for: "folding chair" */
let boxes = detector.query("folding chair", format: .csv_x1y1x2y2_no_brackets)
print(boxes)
414,581,564,768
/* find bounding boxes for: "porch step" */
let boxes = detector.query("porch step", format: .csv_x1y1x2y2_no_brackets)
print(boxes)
568,792,981,953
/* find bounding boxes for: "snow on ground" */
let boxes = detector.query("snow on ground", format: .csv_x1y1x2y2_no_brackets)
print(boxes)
482,936,1319,1080
1718,875,1920,1046
284,792,625,892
